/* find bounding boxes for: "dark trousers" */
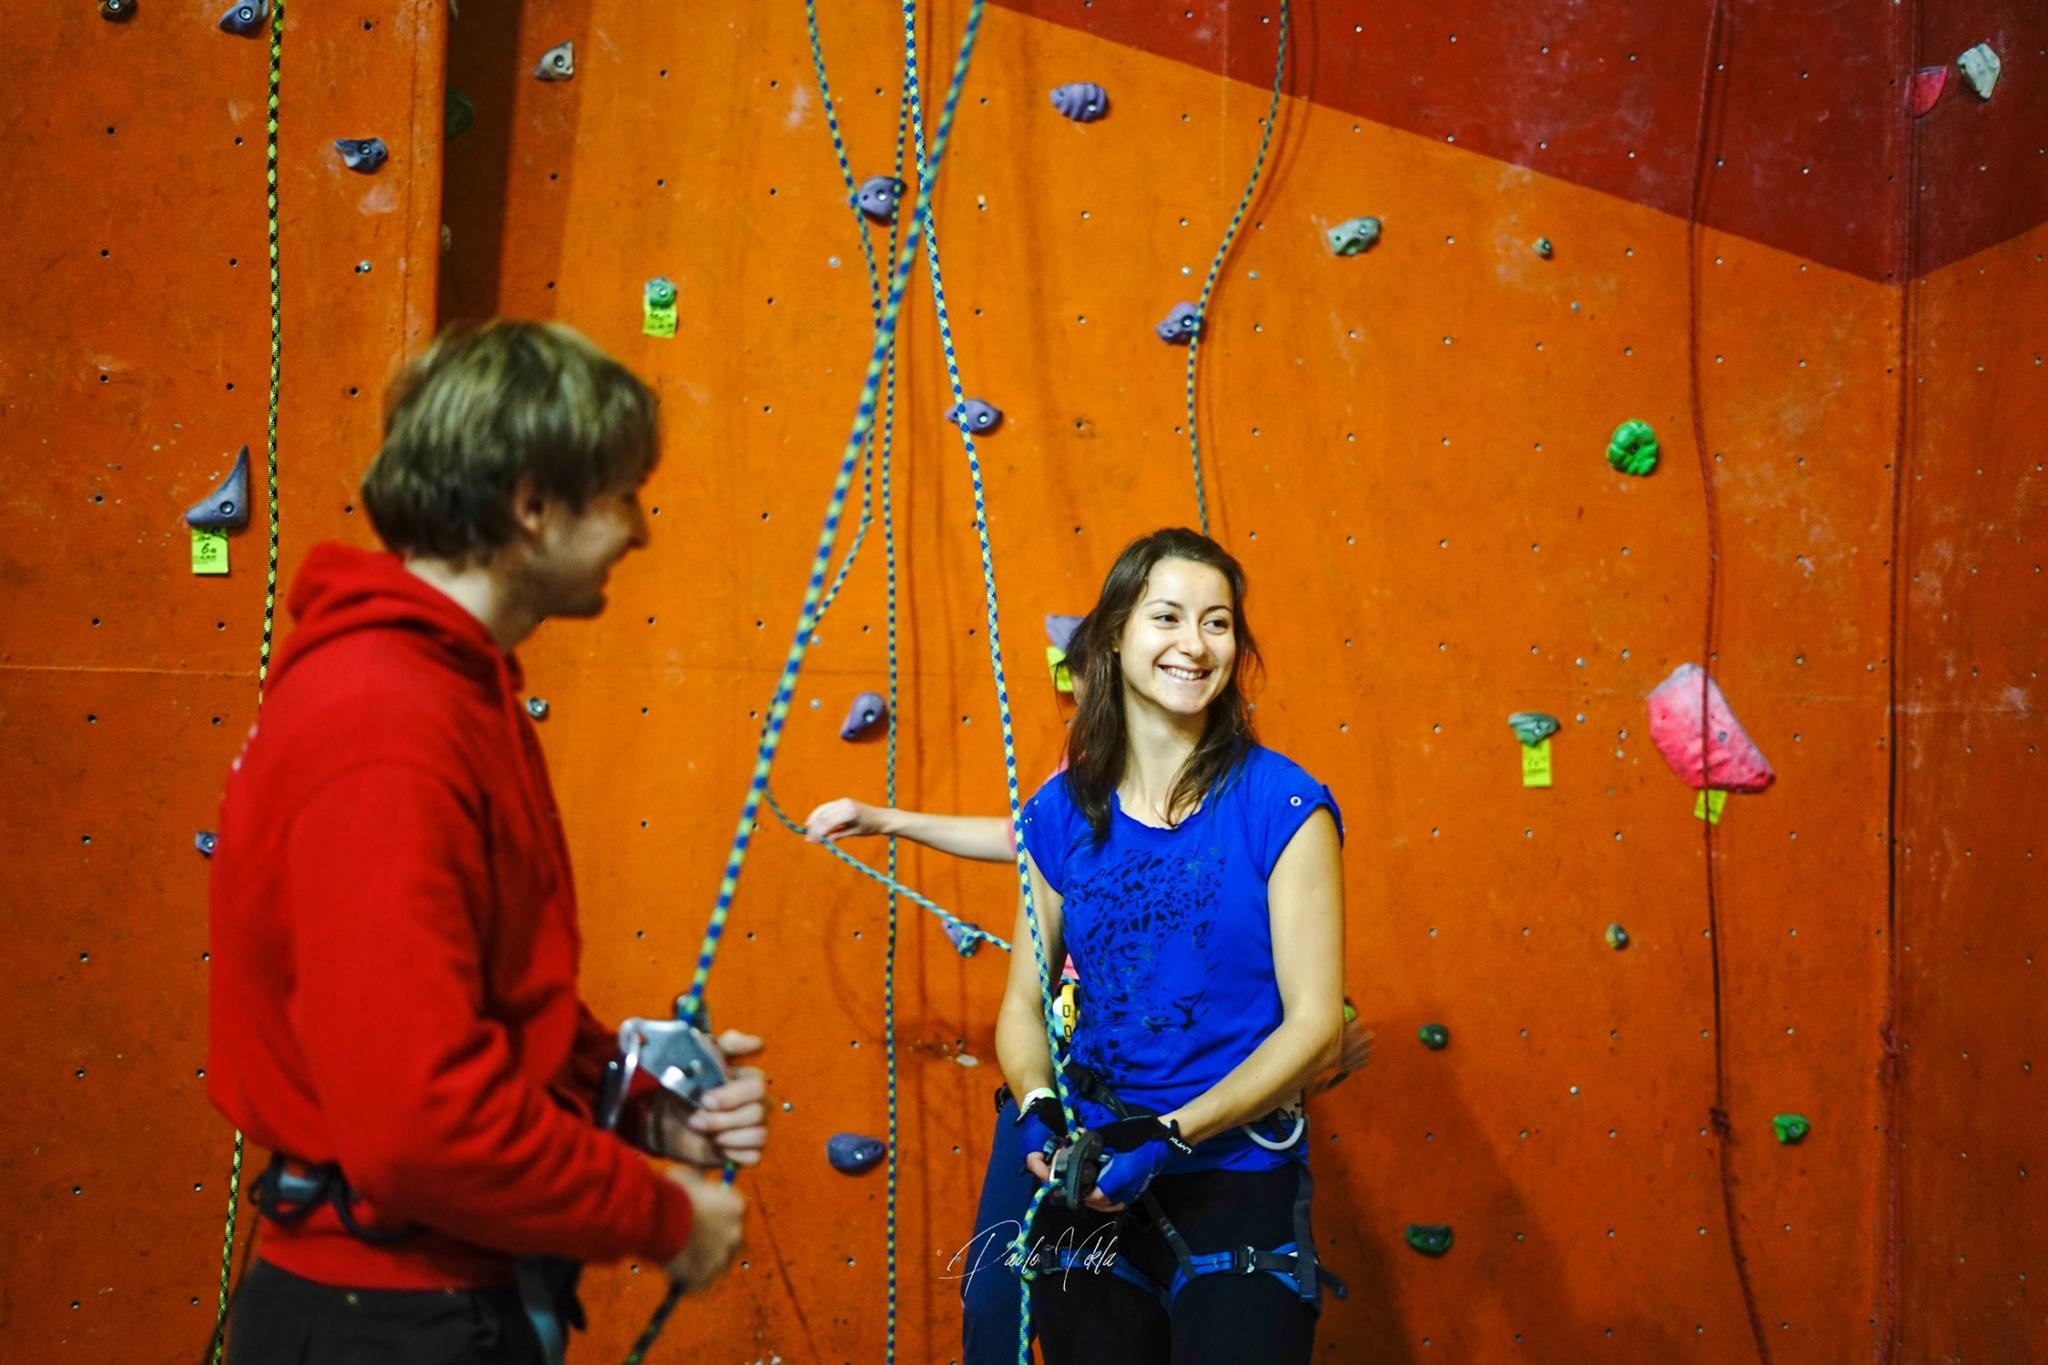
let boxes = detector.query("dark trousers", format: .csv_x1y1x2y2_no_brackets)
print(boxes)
960,1095,1040,1365
1027,1165,1319,1365
225,1259,545,1365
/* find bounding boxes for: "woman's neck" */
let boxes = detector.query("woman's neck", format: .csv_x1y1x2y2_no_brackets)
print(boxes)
1119,701,1206,823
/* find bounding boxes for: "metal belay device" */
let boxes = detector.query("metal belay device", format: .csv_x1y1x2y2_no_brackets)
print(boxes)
519,999,732,1365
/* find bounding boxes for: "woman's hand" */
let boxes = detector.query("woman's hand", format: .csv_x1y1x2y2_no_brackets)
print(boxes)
803,797,888,844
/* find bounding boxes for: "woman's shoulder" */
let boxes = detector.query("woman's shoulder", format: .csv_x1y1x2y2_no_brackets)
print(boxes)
1234,743,1327,794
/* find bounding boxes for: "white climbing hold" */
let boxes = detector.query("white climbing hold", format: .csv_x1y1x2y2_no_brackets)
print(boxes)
1957,43,2000,100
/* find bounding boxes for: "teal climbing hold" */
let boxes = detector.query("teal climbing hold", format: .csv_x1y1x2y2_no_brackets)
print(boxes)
1605,923,1630,950
1327,216,1381,256
1773,1113,1811,1145
1607,420,1659,476
1404,1223,1454,1256
1507,711,1560,746
1533,237,1554,259
1418,1023,1449,1051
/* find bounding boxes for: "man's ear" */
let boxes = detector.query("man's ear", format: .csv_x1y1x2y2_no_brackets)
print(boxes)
510,473,549,541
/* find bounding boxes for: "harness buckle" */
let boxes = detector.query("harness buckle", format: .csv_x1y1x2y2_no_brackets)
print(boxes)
1235,1245,1262,1275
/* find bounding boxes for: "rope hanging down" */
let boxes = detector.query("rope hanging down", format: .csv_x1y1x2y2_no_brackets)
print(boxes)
888,8,1082,1361
1678,3,1771,1361
677,0,984,1019
209,2,287,1357
1185,0,1290,536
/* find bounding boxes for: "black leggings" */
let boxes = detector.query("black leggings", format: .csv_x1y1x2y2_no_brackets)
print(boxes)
1027,1165,1319,1365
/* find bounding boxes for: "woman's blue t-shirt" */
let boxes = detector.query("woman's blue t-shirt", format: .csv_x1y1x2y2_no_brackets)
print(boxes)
1019,745,1340,1173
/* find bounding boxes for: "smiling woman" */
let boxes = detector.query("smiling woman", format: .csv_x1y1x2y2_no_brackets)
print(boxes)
995,528,1347,1365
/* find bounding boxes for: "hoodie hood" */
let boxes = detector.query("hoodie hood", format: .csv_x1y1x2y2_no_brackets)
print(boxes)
275,542,522,696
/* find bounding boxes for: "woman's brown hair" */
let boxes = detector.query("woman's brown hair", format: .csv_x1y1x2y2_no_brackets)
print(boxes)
1061,528,1262,840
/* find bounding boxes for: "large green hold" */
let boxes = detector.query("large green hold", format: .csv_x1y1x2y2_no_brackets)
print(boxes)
1507,711,1560,745
1774,1113,1811,1145
1418,1023,1449,1050
1404,1223,1454,1256
1607,419,1660,476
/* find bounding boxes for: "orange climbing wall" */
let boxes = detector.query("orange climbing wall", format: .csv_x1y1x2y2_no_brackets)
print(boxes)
2,1,448,1358
6,2,2046,1363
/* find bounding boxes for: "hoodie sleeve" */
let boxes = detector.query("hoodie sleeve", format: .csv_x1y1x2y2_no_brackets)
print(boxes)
285,761,693,1264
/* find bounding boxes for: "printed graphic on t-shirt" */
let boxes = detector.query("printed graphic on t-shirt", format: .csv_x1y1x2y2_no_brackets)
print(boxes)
1064,847,1226,1084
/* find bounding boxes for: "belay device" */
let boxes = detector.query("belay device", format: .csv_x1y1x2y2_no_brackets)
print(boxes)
518,999,732,1365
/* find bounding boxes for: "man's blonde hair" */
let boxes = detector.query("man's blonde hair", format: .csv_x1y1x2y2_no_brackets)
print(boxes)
362,320,659,560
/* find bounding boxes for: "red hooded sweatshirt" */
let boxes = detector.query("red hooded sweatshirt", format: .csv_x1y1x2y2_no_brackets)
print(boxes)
206,542,692,1290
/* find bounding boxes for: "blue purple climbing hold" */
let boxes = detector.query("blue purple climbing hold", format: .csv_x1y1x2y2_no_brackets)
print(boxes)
195,832,217,858
949,399,1003,434
944,918,983,957
828,1133,887,1175
535,40,574,82
839,691,886,740
1049,82,1109,122
186,446,252,532
335,139,388,174
1155,302,1201,345
218,0,268,35
1045,614,1084,652
856,175,905,223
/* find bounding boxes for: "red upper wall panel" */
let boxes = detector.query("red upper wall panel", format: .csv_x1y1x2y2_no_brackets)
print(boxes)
998,0,2048,282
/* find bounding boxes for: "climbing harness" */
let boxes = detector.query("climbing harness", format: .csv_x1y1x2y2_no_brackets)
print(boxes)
1184,0,1290,536
250,1154,419,1244
1027,1068,1342,1313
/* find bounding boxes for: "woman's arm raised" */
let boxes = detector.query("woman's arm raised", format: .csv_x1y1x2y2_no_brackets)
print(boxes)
1163,808,1345,1146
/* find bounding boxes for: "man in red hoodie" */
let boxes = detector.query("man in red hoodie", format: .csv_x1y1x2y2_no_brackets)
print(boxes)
207,321,763,1363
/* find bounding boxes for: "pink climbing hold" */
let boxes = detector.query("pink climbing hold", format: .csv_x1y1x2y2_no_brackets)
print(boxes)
1645,663,1774,793
1907,65,1948,116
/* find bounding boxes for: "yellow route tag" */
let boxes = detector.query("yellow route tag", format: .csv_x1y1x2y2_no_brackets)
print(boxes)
1520,737,1552,788
1695,789,1729,824
191,528,229,575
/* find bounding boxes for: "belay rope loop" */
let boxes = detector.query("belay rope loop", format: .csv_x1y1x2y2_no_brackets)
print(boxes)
1185,0,1289,537
209,2,287,1360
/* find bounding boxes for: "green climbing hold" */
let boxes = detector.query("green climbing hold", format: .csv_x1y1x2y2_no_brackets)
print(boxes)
1607,420,1659,476
1404,1223,1454,1256
1343,999,1358,1024
1418,1023,1449,1051
1533,237,1554,259
445,89,476,141
1773,1114,1811,1145
1605,922,1630,950
1507,711,1560,746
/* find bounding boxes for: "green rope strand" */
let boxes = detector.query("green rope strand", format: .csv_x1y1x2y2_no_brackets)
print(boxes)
1185,0,1289,536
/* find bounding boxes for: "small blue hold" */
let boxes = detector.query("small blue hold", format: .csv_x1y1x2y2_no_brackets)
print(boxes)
828,1133,887,1175
1049,82,1109,122
195,832,217,858
948,398,1003,434
1045,614,1084,652
944,918,983,957
855,175,905,223
186,446,252,532
218,0,269,35
1155,302,1201,345
839,691,886,740
335,138,388,174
